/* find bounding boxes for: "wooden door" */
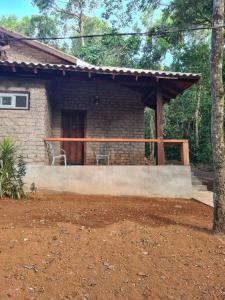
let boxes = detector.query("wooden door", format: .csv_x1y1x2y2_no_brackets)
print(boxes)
62,111,85,165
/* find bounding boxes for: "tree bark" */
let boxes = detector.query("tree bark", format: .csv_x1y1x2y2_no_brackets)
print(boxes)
78,0,85,47
195,85,201,150
210,0,225,232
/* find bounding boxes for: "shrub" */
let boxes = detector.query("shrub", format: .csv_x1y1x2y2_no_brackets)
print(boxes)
0,138,26,199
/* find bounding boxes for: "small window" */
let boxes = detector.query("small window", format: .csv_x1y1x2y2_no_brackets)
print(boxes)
0,93,29,109
2,96,12,106
16,95,27,108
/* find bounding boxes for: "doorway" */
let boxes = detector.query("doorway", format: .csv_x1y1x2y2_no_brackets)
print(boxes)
61,111,85,165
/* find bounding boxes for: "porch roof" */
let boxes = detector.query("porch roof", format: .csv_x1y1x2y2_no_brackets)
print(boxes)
0,60,201,108
0,60,200,79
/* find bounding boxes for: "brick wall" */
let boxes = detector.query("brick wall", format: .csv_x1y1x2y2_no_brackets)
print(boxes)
0,77,145,165
52,79,145,165
0,77,51,164
6,40,70,64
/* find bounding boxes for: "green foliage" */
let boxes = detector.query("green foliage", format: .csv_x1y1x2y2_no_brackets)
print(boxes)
0,15,61,48
32,0,98,35
139,0,216,164
163,0,213,26
163,41,212,163
0,138,26,199
71,17,141,66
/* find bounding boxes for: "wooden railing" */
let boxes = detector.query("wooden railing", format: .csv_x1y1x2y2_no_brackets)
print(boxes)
44,138,190,166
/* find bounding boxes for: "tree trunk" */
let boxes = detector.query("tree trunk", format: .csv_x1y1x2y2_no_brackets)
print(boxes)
195,86,201,150
78,0,85,47
210,0,225,232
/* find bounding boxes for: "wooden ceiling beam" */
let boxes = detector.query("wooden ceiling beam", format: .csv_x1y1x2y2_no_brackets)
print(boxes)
160,86,179,98
167,80,194,90
142,90,155,102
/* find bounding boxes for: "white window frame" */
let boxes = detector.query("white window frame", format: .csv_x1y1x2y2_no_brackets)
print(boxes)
0,92,29,110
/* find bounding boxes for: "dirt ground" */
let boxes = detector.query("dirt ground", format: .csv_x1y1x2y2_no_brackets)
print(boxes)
0,193,225,300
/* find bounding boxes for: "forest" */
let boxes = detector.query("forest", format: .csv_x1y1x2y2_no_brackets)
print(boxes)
0,0,220,164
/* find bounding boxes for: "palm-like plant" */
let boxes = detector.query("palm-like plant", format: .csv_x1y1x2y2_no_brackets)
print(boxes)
0,138,26,199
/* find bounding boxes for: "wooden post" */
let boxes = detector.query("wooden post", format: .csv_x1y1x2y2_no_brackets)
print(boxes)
180,141,190,166
155,89,165,165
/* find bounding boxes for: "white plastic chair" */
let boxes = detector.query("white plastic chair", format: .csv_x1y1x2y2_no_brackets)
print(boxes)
46,142,67,166
95,152,110,165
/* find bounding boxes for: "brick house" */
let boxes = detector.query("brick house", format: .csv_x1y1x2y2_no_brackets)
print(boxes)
0,27,200,197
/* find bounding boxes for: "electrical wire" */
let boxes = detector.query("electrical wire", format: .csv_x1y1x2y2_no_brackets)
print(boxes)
0,24,224,42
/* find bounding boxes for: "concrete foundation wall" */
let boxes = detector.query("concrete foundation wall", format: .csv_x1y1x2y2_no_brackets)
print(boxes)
25,165,192,198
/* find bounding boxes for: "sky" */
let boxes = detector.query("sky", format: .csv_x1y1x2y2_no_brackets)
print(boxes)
0,0,170,20
0,0,38,17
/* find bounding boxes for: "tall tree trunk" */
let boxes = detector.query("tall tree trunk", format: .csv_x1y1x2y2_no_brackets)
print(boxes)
195,86,201,150
78,0,85,47
210,0,225,232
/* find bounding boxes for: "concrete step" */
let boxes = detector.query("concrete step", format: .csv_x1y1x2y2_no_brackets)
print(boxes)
192,191,213,207
191,177,202,185
192,184,208,191
191,171,209,192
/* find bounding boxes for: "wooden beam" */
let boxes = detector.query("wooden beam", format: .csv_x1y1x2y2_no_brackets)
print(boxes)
44,137,189,166
155,89,165,165
159,89,177,100
142,90,155,104
164,80,193,93
160,85,179,97
44,137,187,143
180,141,190,166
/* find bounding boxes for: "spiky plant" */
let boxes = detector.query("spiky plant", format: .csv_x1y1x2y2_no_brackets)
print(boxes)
0,138,26,199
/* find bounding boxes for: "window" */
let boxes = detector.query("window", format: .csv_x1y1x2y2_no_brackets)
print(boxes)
0,93,29,109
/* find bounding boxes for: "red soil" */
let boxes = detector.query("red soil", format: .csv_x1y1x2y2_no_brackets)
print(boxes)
0,193,225,300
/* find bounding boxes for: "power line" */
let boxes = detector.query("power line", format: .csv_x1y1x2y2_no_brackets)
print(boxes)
0,24,224,42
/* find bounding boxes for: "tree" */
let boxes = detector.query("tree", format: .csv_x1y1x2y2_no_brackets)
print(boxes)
32,0,98,46
210,0,225,232
0,15,61,48
162,0,212,26
71,16,141,66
